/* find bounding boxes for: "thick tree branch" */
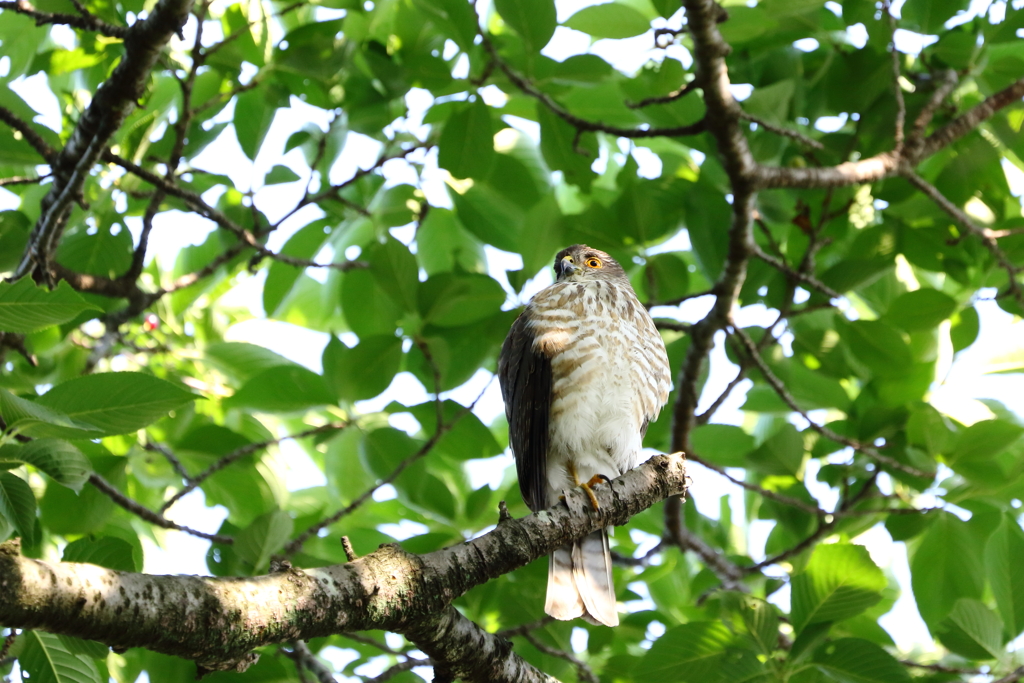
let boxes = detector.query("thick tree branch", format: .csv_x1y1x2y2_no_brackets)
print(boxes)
918,77,1024,160
0,453,687,678
0,0,128,37
665,0,758,545
15,0,195,279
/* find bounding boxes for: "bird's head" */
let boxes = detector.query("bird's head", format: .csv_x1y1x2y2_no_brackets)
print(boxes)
553,245,627,284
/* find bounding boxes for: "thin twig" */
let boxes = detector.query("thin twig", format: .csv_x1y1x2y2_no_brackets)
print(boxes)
904,171,1024,313
731,326,934,479
482,35,706,139
282,380,494,557
628,80,699,109
282,641,337,683
88,473,233,544
908,69,957,146
883,1,905,152
521,633,598,683
161,422,348,513
752,246,841,299
739,111,824,150
0,0,128,37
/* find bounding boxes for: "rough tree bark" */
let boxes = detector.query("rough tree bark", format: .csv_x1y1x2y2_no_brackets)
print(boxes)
0,453,687,679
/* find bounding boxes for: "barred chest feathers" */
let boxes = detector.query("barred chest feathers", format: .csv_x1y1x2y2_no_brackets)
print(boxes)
526,279,670,505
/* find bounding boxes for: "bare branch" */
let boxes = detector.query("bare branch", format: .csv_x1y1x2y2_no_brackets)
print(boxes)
752,245,841,299
904,171,1024,312
161,422,349,513
521,632,598,683
282,641,337,683
0,0,128,38
15,0,195,279
883,1,906,152
730,326,935,479
919,77,1024,160
283,382,493,557
908,69,958,146
627,79,699,109
88,473,233,544
739,111,824,150
482,35,706,140
0,453,688,676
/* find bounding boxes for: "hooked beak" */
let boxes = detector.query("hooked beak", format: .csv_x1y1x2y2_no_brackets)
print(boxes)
559,256,580,278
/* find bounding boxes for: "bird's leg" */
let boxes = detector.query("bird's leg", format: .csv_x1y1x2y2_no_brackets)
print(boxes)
565,461,607,511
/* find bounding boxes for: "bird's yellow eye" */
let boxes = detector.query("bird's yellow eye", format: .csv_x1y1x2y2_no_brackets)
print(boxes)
586,258,602,268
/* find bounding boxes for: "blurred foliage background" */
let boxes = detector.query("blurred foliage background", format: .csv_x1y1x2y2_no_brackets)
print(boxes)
2,0,1024,680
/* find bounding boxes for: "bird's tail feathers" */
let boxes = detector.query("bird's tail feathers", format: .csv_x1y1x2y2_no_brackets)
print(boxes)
546,545,585,621
545,528,619,627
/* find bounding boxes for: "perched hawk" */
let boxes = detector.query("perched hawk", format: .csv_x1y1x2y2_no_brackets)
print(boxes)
498,244,672,627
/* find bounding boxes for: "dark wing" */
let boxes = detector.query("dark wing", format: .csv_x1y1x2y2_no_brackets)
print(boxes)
498,311,551,512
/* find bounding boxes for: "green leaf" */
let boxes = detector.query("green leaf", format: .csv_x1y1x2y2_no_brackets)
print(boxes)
405,399,503,460
369,184,419,228
0,471,36,540
690,424,754,468
0,211,31,273
743,79,795,125
236,509,294,571
634,621,734,682
341,267,404,336
950,306,980,352
812,638,911,683
203,342,297,384
902,0,969,33
411,0,478,50
538,106,597,192
883,289,958,332
494,0,557,53
739,596,780,656
0,388,100,436
0,278,100,333
322,334,403,402
438,100,496,180
234,86,278,161
416,207,486,276
746,423,803,476
418,273,507,327
226,365,335,412
634,252,690,305
911,512,985,629
263,220,333,317
62,536,139,572
365,236,419,313
19,631,102,683
0,439,91,492
946,419,1024,465
986,514,1024,638
906,403,956,457
264,164,301,185
32,373,197,438
838,320,912,377
935,599,1004,660
791,543,886,632
564,3,651,39
359,427,423,479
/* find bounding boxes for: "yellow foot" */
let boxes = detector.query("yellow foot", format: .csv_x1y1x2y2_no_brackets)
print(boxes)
579,474,612,511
